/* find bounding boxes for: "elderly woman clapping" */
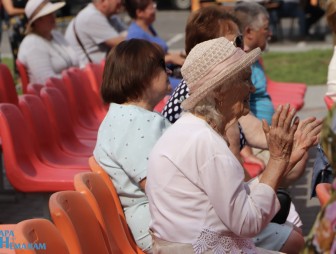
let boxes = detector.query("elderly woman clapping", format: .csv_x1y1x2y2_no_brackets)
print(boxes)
146,37,316,253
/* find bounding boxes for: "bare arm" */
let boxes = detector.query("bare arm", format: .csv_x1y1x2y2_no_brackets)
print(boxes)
104,35,126,49
1,0,25,16
238,112,268,149
139,178,146,192
226,122,258,181
165,52,185,66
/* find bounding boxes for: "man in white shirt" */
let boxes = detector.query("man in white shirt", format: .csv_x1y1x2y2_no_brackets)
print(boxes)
65,0,127,67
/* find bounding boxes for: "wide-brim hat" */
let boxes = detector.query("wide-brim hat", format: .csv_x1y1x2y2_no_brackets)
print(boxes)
25,0,65,32
181,37,261,110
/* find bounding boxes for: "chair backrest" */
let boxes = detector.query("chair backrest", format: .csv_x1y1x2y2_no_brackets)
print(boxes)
16,59,30,94
18,94,90,168
14,218,70,254
40,87,93,156
0,103,78,192
19,94,58,154
0,103,39,179
45,76,92,131
74,172,136,253
45,77,89,131
62,67,106,124
85,62,104,95
0,63,18,105
49,191,110,254
26,83,44,96
324,95,335,110
88,156,141,252
88,157,124,218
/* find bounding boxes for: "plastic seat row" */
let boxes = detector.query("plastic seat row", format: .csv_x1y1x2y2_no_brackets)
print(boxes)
0,60,110,192
49,162,144,253
0,171,142,254
2,161,145,254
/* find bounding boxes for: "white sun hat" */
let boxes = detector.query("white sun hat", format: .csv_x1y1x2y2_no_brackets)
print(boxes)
181,37,261,110
25,0,65,31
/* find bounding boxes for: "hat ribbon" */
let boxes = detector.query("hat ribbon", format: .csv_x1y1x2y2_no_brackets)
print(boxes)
29,0,49,21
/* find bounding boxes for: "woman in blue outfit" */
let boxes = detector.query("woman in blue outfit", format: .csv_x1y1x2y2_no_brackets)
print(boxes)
124,0,185,91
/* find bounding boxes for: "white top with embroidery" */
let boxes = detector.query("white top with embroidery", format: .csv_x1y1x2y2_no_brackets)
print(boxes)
146,113,280,253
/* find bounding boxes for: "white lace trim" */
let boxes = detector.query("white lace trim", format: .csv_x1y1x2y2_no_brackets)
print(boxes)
192,228,257,254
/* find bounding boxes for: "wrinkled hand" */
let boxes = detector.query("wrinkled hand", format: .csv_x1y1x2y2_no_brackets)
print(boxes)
289,116,323,165
262,104,299,162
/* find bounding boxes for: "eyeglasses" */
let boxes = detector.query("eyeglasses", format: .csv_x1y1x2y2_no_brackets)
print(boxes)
231,34,244,50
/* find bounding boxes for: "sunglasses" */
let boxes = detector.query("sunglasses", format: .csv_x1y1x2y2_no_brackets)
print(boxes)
231,34,244,50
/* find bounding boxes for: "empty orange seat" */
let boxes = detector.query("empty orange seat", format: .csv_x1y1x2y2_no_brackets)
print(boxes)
14,218,70,254
49,191,110,254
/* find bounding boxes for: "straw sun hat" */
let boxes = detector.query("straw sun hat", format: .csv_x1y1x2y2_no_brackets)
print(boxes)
181,37,261,110
25,0,65,31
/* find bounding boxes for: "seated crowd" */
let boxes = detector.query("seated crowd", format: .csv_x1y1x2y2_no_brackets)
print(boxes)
5,0,334,253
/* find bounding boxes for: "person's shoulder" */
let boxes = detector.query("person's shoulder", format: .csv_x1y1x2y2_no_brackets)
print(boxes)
127,22,146,39
51,30,64,38
77,3,103,20
109,104,170,129
20,33,45,47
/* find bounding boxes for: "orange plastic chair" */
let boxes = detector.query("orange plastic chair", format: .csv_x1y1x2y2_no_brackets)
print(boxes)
18,94,91,169
0,63,19,105
26,83,43,96
0,224,16,253
324,95,335,110
84,63,108,112
14,218,70,254
44,78,98,139
62,68,104,129
243,162,263,178
16,59,30,94
316,183,332,206
84,62,104,96
0,103,83,192
46,75,99,131
74,172,137,253
40,87,95,157
49,191,110,254
88,156,145,253
154,95,170,113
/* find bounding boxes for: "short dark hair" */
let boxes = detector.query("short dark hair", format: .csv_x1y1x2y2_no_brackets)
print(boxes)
124,0,152,19
185,6,240,54
101,39,165,104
